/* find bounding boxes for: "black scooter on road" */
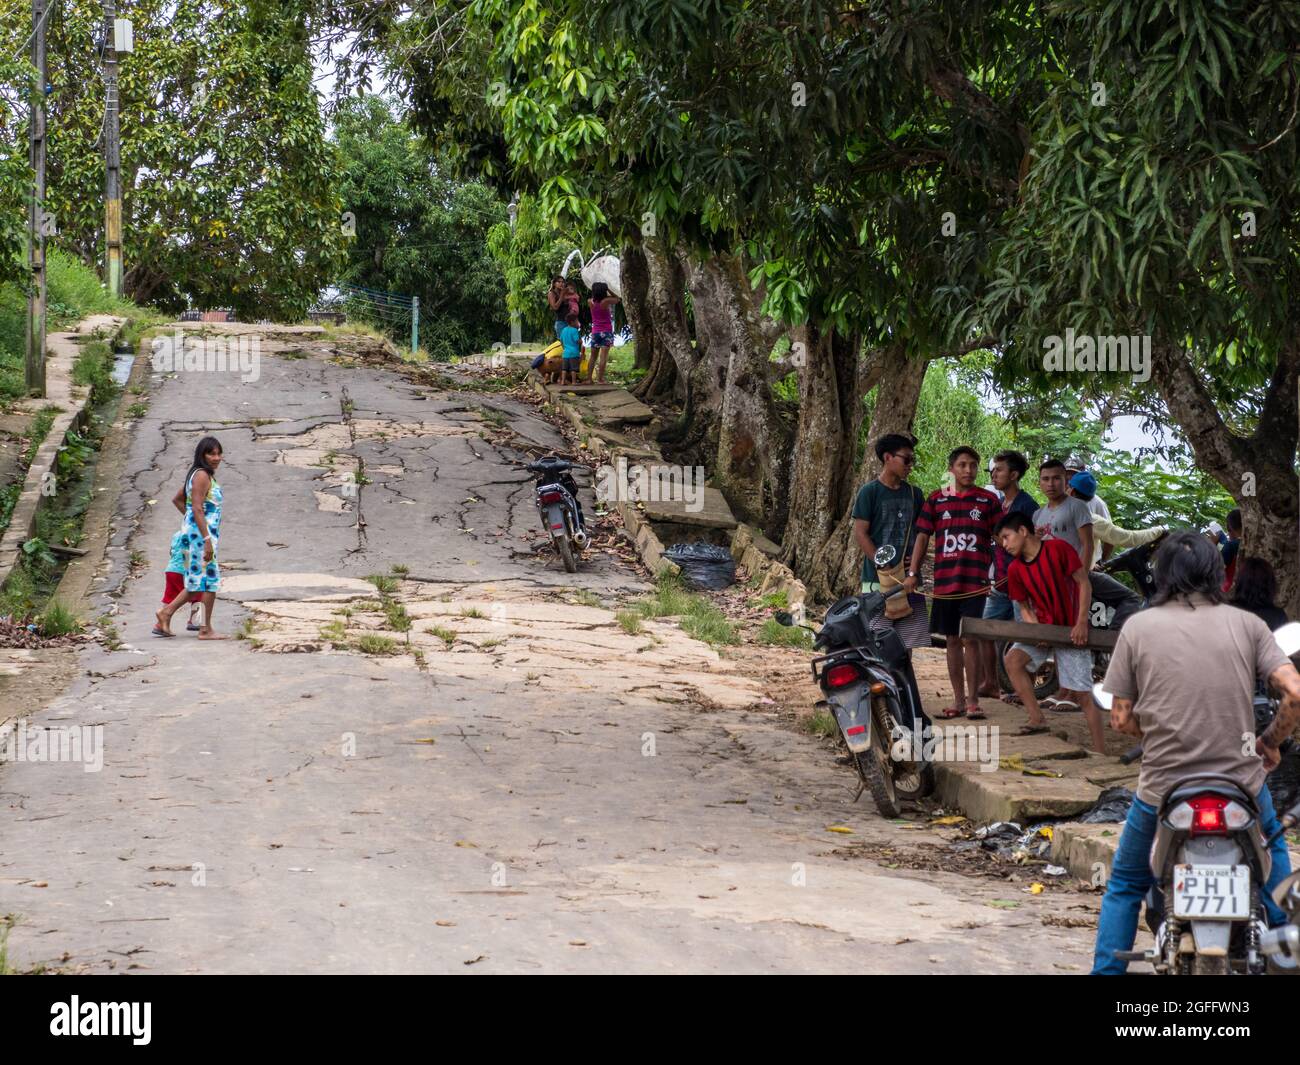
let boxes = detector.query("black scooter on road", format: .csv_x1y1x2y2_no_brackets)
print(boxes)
778,545,934,818
526,457,588,573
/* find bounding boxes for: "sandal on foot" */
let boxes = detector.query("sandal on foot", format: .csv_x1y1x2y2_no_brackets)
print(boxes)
966,706,988,721
151,626,174,638
1044,697,1081,713
938,706,967,719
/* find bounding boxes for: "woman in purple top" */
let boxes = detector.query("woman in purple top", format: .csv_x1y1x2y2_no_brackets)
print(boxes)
585,281,620,383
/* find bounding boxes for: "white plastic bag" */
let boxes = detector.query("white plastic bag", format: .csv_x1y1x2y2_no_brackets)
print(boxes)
580,254,622,298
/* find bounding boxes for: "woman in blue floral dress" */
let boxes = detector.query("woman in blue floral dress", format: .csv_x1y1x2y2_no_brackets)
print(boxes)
154,436,228,639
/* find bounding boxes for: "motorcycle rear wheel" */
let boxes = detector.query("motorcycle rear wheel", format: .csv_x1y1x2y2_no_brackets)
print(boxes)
855,716,901,818
557,534,577,573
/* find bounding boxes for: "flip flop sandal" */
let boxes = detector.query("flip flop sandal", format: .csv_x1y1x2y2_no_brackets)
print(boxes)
151,627,174,638
1045,698,1081,713
938,706,967,719
967,707,988,720
186,622,202,632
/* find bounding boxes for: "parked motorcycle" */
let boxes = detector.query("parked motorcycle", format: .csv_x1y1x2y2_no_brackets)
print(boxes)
526,457,587,573
777,545,934,818
1095,621,1300,974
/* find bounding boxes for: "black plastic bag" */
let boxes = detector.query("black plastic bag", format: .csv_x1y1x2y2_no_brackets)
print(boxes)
1079,786,1136,824
664,542,737,590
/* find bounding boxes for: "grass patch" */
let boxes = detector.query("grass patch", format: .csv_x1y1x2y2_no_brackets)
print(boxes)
318,620,347,643
477,406,509,428
803,708,838,738
615,610,642,635
37,601,82,636
757,616,812,648
479,637,503,649
235,616,257,641
390,563,409,576
627,572,738,646
356,633,400,656
383,599,412,633
126,402,148,419
569,588,603,608
760,589,789,610
71,339,118,403
460,606,485,619
366,574,399,595
428,625,457,648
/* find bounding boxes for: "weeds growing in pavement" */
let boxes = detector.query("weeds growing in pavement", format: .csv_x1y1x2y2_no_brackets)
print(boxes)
366,574,399,596
383,599,412,633
757,617,811,648
615,610,642,635
357,634,400,656
627,572,738,646
803,708,838,738
428,625,457,648
37,602,82,637
569,588,602,608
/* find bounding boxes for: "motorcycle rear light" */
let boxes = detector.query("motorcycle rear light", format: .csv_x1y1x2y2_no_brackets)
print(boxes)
845,724,866,737
825,664,860,689
1224,801,1252,829
869,681,886,694
1188,796,1229,835
539,491,564,504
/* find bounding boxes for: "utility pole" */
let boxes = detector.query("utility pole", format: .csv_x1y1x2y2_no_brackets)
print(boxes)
25,0,48,397
411,296,419,356
507,198,522,346
103,0,123,297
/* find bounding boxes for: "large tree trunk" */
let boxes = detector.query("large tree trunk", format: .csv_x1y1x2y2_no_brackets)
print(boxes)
1150,339,1300,614
822,347,934,597
709,253,789,536
781,321,860,598
619,241,655,372
631,237,687,403
656,254,732,460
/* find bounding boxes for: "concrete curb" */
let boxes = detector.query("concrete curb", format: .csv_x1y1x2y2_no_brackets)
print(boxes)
730,523,806,611
0,316,126,596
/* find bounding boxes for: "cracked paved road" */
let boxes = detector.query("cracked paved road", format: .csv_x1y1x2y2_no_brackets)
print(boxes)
0,330,1098,973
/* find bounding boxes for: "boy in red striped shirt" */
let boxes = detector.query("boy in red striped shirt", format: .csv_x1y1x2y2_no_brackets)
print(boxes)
905,446,1001,719
994,511,1105,752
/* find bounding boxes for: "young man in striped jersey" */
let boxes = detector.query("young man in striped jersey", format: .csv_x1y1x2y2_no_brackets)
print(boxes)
904,446,1001,719
995,511,1106,752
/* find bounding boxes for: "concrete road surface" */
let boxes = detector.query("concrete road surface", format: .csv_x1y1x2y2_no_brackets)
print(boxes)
0,329,1098,974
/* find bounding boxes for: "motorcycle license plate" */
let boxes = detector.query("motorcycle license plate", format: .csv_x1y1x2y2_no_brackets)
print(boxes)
1172,864,1250,919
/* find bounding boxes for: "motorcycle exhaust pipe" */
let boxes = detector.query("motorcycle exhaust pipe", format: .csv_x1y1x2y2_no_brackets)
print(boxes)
572,528,588,549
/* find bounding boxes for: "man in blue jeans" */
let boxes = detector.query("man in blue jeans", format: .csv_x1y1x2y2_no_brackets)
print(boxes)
1092,531,1300,973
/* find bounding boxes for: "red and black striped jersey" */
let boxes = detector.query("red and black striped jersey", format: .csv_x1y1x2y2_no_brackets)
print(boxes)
1007,538,1084,627
915,486,1000,596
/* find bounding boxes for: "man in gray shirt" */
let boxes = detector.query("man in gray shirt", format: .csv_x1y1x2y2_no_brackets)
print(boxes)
1036,458,1140,630
1033,459,1094,561
1091,531,1300,974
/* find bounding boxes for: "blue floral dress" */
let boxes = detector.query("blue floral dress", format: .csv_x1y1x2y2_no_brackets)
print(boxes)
181,471,223,593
